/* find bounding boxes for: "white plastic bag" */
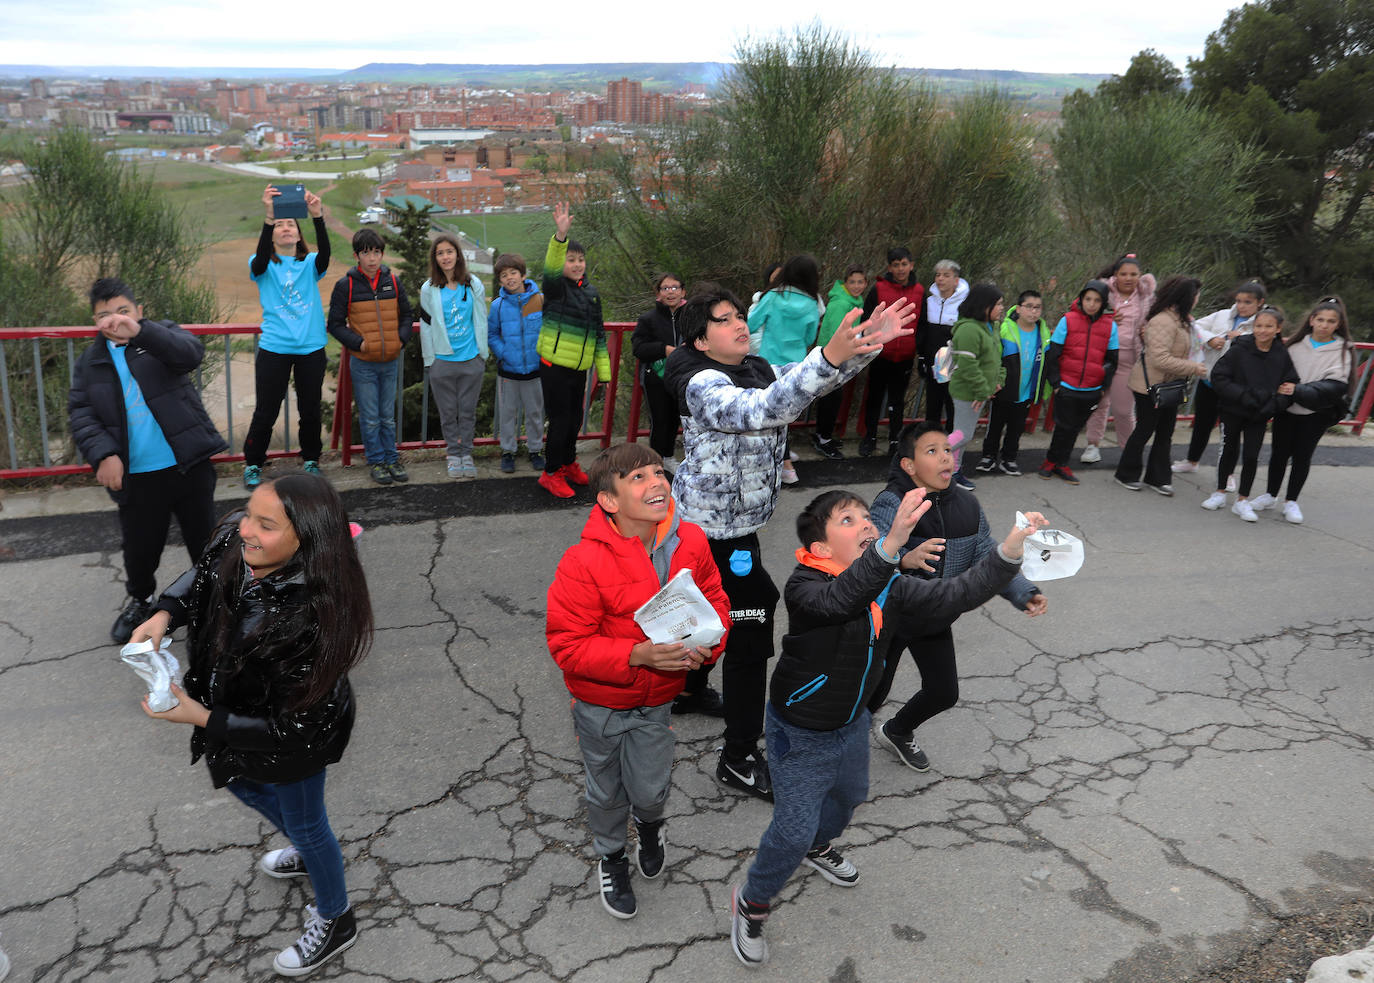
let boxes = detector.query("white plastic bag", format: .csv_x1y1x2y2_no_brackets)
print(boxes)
634,568,726,650
1015,511,1084,581
120,638,181,712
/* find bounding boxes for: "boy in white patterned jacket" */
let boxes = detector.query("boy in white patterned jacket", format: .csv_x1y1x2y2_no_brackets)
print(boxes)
660,282,916,800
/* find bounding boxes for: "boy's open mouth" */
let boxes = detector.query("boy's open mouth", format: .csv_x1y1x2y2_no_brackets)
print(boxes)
860,536,875,552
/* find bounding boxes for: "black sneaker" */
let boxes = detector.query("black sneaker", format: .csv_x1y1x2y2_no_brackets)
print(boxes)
803,843,860,887
597,852,637,919
272,907,357,977
500,453,516,473
998,458,1022,476
634,818,666,879
672,686,724,717
369,463,393,485
529,451,545,471
952,471,977,491
811,434,844,460
887,439,900,458
879,720,931,772
1038,459,1055,480
259,847,309,879
858,435,877,457
387,461,409,483
974,455,997,473
730,885,770,967
716,749,774,802
111,595,153,645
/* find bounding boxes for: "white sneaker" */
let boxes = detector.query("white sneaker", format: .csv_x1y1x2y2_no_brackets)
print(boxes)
781,465,799,485
1171,460,1198,473
446,456,462,478
1283,500,1304,524
788,449,799,463
1201,491,1228,510
1080,444,1102,464
1225,474,1238,493
1231,500,1258,522
459,455,477,478
1250,492,1276,511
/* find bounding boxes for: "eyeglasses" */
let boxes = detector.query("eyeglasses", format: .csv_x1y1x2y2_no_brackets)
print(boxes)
659,283,683,291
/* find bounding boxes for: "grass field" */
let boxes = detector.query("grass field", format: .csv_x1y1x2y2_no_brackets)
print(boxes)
435,211,553,271
265,152,391,174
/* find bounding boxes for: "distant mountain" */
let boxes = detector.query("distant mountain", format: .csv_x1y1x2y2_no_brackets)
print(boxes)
337,62,730,90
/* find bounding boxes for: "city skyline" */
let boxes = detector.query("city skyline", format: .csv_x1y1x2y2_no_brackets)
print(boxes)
2,0,1247,77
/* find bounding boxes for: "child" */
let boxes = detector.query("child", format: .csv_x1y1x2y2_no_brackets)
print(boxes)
135,474,373,976
661,284,916,800
865,421,1047,772
810,265,868,460
729,485,1046,967
915,259,968,432
747,254,824,483
243,184,331,488
1039,280,1120,484
1202,305,1298,520
488,252,545,473
859,248,924,458
69,277,228,644
1173,280,1266,476
328,228,415,485
545,443,731,920
417,234,487,479
1082,254,1156,462
536,201,611,498
976,290,1051,476
946,283,1007,491
630,272,686,466
1254,298,1355,524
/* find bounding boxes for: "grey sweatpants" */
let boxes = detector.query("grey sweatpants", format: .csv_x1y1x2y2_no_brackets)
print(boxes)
570,700,674,857
427,356,485,458
497,375,545,454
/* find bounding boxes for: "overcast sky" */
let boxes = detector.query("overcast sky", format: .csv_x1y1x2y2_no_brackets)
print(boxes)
0,0,1244,76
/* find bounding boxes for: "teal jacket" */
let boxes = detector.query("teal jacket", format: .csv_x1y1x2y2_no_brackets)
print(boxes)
996,308,1052,404
947,316,1005,402
748,286,821,366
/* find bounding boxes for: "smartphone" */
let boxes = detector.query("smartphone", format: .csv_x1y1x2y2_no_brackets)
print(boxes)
272,184,308,219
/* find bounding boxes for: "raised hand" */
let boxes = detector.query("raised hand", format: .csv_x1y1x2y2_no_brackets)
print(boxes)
262,184,280,219
553,201,572,240
900,537,945,573
1001,511,1049,559
305,190,323,218
880,487,932,559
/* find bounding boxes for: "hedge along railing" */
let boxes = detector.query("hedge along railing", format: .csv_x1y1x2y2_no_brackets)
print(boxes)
3,325,1371,483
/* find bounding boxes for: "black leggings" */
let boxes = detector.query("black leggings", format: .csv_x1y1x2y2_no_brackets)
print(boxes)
540,363,587,473
866,627,958,735
1186,381,1221,463
117,461,217,599
814,386,843,441
1216,412,1267,497
243,348,326,465
1115,391,1179,487
863,358,914,442
1266,412,1329,502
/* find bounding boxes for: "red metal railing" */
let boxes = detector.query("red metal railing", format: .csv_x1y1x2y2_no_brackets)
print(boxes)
3,325,1371,482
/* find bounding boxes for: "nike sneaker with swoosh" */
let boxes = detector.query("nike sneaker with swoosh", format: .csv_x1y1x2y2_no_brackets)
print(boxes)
716,749,774,802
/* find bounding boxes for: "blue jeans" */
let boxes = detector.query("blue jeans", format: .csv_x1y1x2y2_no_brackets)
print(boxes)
744,704,870,906
227,770,349,918
349,355,399,464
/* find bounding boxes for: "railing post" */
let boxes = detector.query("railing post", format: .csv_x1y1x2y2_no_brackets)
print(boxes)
0,340,17,470
32,339,51,467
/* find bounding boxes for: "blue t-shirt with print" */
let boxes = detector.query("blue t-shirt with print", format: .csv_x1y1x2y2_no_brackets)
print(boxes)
108,340,177,473
434,284,479,362
1018,326,1041,402
250,253,327,354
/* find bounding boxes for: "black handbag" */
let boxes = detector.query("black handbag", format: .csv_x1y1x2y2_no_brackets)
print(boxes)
1140,335,1190,411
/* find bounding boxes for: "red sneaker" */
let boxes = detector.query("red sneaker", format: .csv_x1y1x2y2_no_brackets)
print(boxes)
1053,464,1080,485
561,461,590,486
537,469,574,498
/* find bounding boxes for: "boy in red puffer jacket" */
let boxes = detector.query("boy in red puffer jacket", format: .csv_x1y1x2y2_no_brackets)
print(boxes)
546,442,731,922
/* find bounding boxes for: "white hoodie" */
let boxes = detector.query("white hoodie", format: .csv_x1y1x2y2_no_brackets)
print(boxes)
925,278,970,326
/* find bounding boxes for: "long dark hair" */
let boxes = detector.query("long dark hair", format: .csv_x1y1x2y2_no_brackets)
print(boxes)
775,254,820,300
208,475,373,710
270,219,310,264
428,233,470,288
1286,297,1355,384
958,282,1003,322
1147,276,1202,324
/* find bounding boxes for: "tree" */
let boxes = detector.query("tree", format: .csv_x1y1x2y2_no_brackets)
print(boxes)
382,200,438,300
1188,0,1374,312
1090,49,1185,107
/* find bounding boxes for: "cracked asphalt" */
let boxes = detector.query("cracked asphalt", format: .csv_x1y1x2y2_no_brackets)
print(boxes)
1,442,1372,982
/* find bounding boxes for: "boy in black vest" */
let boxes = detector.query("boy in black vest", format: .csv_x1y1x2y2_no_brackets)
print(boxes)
729,486,1044,967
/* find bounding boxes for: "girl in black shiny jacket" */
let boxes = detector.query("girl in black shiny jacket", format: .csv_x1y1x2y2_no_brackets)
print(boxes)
135,474,373,977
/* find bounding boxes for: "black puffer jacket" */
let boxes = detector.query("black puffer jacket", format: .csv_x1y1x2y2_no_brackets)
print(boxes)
1210,334,1299,422
631,302,682,381
68,319,227,504
772,543,1020,731
155,517,355,788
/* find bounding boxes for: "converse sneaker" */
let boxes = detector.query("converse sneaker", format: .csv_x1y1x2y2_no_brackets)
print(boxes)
243,464,263,489
111,594,153,645
1171,459,1198,473
386,461,409,483
998,458,1022,476
974,455,997,473
1200,491,1228,510
1249,492,1277,511
803,844,860,887
1232,499,1259,522
272,907,357,977
730,885,769,968
596,852,637,920
634,818,666,880
1283,500,1304,524
879,719,931,772
716,749,774,802
259,846,308,879
1080,444,1102,464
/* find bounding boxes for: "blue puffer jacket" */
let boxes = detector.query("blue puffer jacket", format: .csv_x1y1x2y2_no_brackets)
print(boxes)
488,278,543,379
